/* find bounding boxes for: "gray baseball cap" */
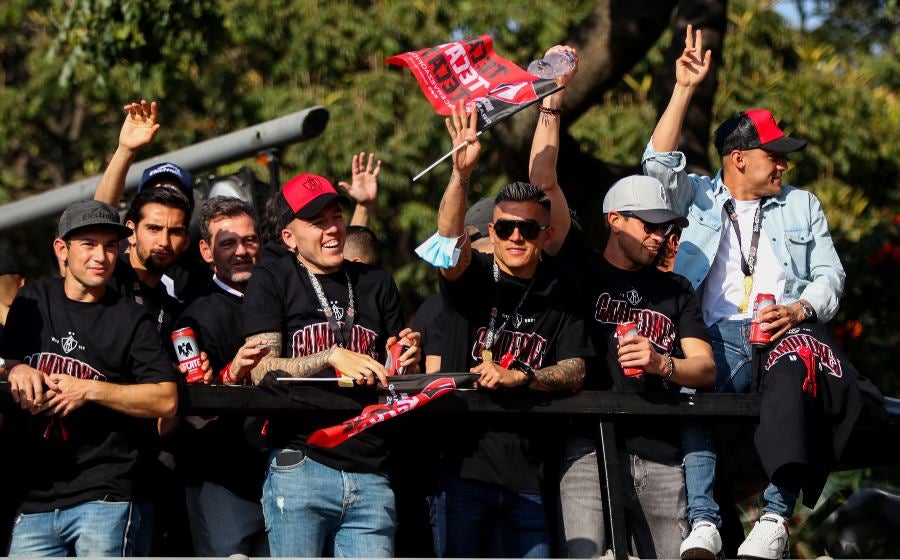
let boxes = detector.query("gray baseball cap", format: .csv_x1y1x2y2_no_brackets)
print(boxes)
465,197,495,240
602,175,688,227
58,200,133,240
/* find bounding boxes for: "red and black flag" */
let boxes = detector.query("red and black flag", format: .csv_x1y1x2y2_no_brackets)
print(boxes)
386,35,562,133
307,373,478,448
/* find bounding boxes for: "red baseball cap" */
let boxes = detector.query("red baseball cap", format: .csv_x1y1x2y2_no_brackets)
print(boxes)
714,109,807,155
279,173,349,225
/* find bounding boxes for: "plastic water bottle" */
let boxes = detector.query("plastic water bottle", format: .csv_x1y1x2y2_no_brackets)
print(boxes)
527,51,576,79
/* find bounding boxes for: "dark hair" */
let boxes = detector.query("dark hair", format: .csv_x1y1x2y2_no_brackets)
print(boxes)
197,196,256,244
344,225,381,266
124,187,193,228
494,181,551,213
714,113,757,156
261,196,285,245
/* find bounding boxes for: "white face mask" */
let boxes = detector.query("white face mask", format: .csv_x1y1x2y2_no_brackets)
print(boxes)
414,231,465,269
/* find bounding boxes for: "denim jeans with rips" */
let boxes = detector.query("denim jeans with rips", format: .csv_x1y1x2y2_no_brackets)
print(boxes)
558,436,688,559
9,499,142,557
261,448,396,558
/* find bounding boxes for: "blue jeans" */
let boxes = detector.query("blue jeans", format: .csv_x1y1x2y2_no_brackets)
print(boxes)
261,448,396,557
559,436,688,558
682,319,798,526
430,477,550,558
9,500,142,557
185,481,268,557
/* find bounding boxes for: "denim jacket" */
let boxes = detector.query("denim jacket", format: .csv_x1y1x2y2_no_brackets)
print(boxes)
642,141,845,322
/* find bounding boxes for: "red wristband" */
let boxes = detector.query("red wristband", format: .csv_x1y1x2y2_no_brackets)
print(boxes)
219,361,238,385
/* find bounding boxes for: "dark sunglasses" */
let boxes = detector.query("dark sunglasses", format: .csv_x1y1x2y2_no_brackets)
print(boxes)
492,219,548,241
618,211,676,237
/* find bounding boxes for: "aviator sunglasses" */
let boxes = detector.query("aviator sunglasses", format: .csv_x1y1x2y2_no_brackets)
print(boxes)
618,211,677,237
491,219,549,241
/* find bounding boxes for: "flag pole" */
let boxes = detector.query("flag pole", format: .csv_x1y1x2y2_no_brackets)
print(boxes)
412,131,483,182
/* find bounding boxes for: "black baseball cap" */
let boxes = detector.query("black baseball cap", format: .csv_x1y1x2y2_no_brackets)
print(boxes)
58,200,133,240
0,252,19,276
714,109,807,156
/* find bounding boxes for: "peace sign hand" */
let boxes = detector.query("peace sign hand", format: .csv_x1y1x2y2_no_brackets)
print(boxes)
676,24,713,89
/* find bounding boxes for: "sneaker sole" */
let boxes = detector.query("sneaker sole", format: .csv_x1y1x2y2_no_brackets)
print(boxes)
681,547,717,560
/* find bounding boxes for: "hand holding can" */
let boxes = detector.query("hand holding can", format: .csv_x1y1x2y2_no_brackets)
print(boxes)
172,327,206,384
615,322,643,377
749,293,776,347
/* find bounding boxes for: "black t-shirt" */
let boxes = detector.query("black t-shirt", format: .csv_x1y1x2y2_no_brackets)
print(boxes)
439,251,593,493
411,292,445,358
562,234,710,464
174,280,267,501
0,278,176,513
108,253,183,347
243,253,404,472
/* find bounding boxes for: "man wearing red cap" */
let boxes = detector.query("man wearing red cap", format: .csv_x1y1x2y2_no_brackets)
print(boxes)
242,173,420,557
641,26,867,560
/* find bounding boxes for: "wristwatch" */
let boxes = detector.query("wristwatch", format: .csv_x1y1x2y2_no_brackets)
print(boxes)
798,300,816,322
519,363,536,387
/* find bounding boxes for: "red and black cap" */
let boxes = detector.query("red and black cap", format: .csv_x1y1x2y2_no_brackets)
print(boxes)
714,109,807,156
278,173,349,227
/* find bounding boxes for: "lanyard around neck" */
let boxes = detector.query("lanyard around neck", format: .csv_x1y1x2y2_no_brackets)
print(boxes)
723,199,764,277
483,259,536,353
295,259,356,348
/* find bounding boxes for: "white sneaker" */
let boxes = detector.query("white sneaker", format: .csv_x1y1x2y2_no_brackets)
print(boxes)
680,520,722,559
737,513,789,559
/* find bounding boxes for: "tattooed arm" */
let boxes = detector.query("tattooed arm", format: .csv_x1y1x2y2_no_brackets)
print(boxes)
248,331,390,386
531,357,586,392
471,357,585,392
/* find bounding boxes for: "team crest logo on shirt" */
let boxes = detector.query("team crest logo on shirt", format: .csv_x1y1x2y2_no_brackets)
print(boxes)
53,331,81,354
512,313,524,329
625,289,642,306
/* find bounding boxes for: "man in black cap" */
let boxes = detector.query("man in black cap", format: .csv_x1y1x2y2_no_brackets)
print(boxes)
642,26,869,560
0,200,177,556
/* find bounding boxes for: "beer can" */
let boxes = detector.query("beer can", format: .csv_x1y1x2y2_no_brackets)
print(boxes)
615,322,643,377
749,293,777,347
171,327,205,383
384,342,408,376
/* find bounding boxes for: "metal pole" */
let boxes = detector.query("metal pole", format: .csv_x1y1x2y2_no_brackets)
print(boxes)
0,105,329,232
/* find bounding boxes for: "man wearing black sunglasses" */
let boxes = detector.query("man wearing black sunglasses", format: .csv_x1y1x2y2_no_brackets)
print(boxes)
427,100,592,558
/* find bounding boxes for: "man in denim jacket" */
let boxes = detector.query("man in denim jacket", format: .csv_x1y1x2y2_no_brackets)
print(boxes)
641,26,846,560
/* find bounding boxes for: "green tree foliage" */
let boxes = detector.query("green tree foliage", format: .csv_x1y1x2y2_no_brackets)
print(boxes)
0,0,896,390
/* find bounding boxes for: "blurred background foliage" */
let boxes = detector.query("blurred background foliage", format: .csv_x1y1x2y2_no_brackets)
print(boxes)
0,0,897,398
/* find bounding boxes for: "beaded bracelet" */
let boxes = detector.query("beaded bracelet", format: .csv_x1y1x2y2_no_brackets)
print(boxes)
538,106,562,117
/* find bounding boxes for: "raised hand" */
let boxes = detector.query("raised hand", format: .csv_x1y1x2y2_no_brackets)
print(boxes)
338,152,381,207
676,24,713,89
119,100,160,151
445,100,481,175
543,45,579,88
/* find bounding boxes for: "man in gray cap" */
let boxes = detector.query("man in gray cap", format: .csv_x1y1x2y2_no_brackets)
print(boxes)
0,200,177,557
549,176,716,559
